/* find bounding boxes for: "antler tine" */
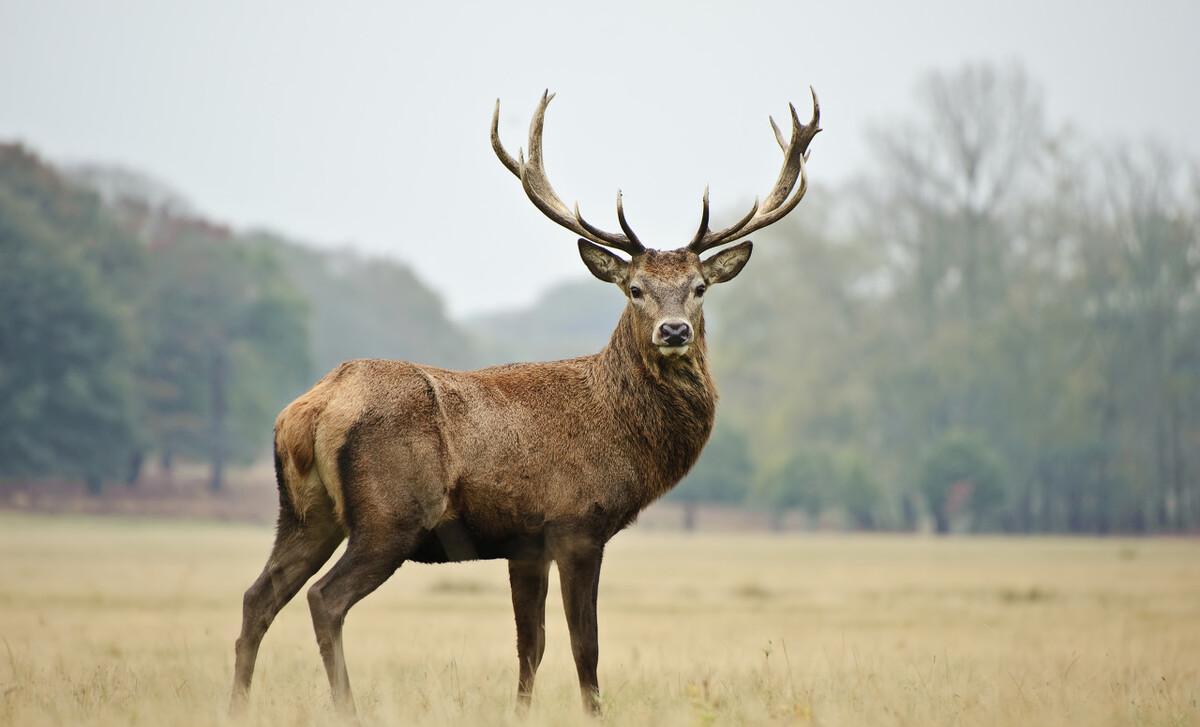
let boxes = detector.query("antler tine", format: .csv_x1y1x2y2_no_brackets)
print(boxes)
760,101,805,213
809,84,821,131
573,200,627,246
615,191,644,249
688,87,821,254
686,190,762,251
690,185,711,244
491,100,521,178
769,116,787,152
493,91,645,256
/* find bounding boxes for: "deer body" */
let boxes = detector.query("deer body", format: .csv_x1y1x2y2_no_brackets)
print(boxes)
280,303,715,562
230,90,819,716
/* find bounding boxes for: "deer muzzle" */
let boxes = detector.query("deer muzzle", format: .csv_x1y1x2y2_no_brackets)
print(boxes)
655,319,693,350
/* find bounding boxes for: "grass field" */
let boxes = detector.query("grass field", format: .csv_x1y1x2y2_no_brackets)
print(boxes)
0,513,1197,726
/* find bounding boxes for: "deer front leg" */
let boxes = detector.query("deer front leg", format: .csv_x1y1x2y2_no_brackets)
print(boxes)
508,556,551,709
554,538,604,714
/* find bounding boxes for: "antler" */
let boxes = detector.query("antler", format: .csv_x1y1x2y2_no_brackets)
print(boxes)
492,91,646,256
687,87,821,254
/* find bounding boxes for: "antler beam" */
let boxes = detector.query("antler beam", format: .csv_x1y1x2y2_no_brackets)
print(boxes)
492,91,645,256
687,87,821,254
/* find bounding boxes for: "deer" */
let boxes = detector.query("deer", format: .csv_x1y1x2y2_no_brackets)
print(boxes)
229,88,820,716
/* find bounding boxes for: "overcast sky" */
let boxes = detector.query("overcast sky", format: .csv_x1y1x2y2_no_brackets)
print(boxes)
2,1,1197,317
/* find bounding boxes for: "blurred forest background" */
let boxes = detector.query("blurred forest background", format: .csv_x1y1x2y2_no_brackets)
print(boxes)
2,64,1198,535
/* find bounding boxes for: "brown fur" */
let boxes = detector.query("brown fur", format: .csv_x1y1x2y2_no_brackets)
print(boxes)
230,248,737,716
231,87,817,715
275,249,721,538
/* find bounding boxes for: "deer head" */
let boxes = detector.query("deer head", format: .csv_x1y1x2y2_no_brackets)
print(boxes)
492,90,820,357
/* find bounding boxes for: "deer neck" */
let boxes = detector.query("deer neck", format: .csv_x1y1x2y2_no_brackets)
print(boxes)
592,306,717,493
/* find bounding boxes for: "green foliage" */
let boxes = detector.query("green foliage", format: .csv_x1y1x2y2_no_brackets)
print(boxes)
917,433,1005,533
445,62,1200,536
254,234,477,374
755,446,837,524
3,61,1199,534
835,454,884,530
467,279,624,364
670,422,752,505
0,146,142,481
703,63,1200,533
134,220,311,485
0,150,477,491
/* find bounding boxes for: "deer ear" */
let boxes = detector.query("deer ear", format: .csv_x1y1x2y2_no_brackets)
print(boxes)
577,239,629,285
702,240,753,284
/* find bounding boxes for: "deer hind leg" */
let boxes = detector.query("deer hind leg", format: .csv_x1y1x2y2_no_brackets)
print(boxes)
305,444,432,714
230,500,344,713
306,523,420,715
508,555,551,708
306,414,448,714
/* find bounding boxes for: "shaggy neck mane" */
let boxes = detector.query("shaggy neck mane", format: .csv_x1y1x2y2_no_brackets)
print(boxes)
590,305,717,496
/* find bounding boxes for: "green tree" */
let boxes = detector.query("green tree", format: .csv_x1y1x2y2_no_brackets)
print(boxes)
134,214,310,491
254,234,479,374
669,422,752,530
918,433,1004,534
755,446,838,531
833,454,885,530
467,279,624,364
0,145,143,489
1078,144,1200,531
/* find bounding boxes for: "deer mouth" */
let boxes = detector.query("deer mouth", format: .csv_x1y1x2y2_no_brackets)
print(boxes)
656,344,691,357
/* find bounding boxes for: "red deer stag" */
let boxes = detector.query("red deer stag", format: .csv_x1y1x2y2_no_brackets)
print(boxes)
229,89,820,716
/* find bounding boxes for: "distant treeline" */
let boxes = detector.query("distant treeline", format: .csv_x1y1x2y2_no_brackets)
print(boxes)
2,63,1198,533
0,144,474,493
478,64,1200,535
694,64,1200,535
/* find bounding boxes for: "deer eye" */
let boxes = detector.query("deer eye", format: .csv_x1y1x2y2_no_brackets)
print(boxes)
630,285,643,299
694,284,707,297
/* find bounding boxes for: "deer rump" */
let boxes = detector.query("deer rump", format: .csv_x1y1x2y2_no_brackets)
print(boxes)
274,358,650,564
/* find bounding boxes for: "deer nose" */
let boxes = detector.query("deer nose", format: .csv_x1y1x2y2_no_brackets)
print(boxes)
658,320,692,347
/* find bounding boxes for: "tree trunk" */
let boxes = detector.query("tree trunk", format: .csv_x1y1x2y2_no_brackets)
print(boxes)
933,508,950,535
161,449,174,485
85,474,103,497
1017,484,1034,533
901,495,918,532
1066,483,1083,534
209,347,228,494
853,510,875,531
125,450,144,488
1169,399,1185,531
1131,505,1148,535
682,501,697,532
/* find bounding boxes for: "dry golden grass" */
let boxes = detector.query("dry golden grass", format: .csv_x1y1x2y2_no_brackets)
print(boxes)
0,512,1197,726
